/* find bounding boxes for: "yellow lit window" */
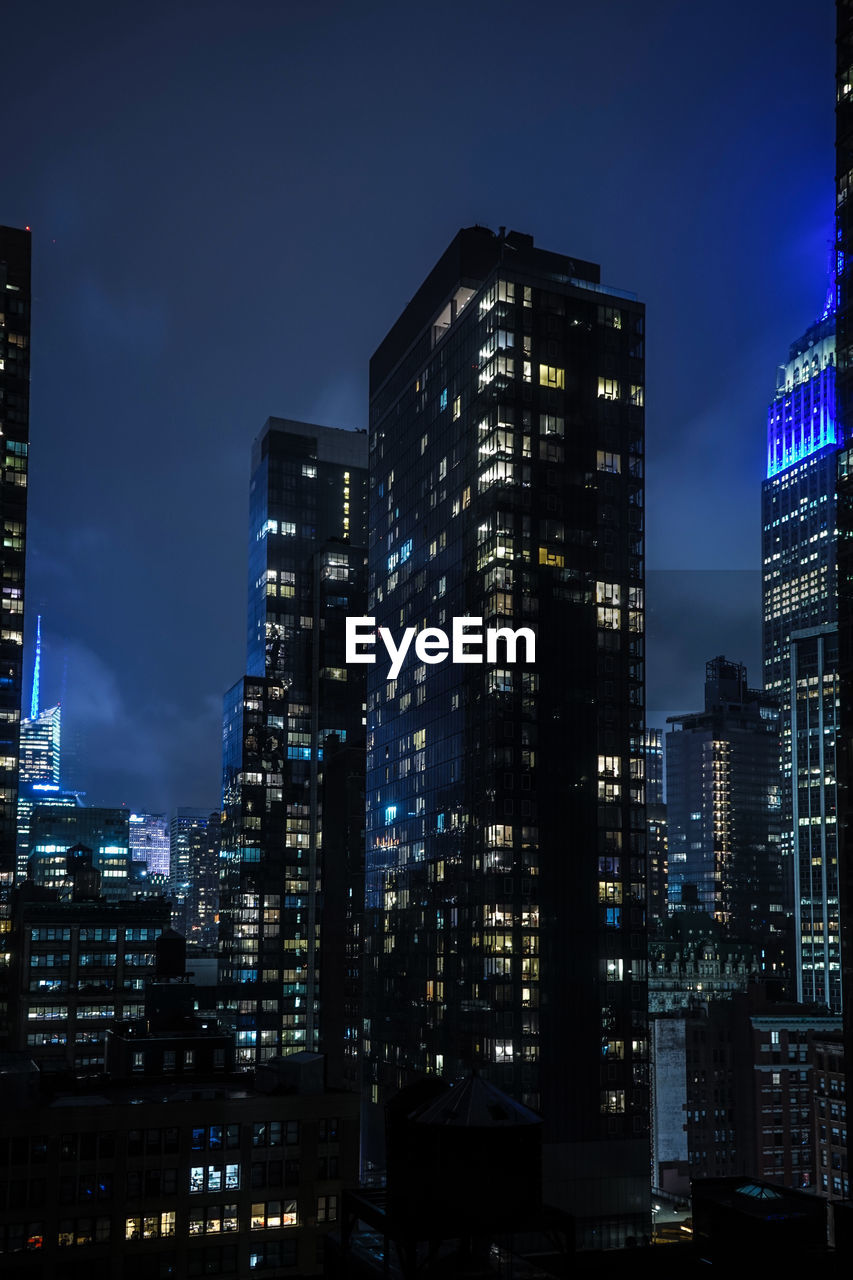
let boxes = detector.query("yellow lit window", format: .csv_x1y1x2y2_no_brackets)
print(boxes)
538,547,564,567
539,364,565,389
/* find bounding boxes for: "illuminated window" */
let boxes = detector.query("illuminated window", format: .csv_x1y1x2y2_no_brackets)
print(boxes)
597,607,621,630
600,1089,625,1112
597,450,621,473
538,547,564,567
539,364,565,389
598,377,619,400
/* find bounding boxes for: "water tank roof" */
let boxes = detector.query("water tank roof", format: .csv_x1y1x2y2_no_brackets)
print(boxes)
411,1073,542,1128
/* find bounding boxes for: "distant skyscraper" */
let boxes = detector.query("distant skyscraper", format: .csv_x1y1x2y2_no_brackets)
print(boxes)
18,702,61,787
169,807,219,943
761,307,840,1009
218,419,368,1065
363,226,648,1244
0,228,30,885
666,657,784,971
129,812,170,877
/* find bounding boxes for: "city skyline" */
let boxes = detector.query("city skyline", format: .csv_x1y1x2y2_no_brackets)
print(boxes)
1,0,835,813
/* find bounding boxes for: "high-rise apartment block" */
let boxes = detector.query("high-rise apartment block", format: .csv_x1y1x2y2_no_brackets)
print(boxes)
219,420,368,1066
761,308,841,1010
363,226,648,1244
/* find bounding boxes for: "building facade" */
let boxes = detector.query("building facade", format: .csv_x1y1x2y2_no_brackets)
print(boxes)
28,806,131,901
363,226,648,1244
790,625,841,1007
6,887,170,1075
651,990,840,1198
0,227,31,1043
0,228,29,882
666,657,785,973
170,808,219,939
218,420,368,1066
0,1050,358,1279
811,1031,848,1200
129,812,170,878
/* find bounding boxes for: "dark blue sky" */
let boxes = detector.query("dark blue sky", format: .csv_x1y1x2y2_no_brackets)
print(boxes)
3,0,835,811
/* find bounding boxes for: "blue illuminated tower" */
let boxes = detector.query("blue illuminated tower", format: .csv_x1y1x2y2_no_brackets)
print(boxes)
29,613,40,721
761,300,840,1009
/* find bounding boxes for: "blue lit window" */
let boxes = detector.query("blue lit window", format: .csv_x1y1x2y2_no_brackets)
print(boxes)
436,813,445,832
399,539,413,564
605,907,621,928
440,388,448,411
385,805,397,825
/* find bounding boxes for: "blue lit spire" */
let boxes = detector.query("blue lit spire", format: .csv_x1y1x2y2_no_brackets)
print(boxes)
30,614,41,720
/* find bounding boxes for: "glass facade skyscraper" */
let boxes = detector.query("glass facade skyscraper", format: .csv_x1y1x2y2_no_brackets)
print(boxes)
363,226,648,1245
219,419,368,1066
761,309,840,1008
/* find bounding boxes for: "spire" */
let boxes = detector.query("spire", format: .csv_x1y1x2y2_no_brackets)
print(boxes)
30,614,41,720
820,238,837,322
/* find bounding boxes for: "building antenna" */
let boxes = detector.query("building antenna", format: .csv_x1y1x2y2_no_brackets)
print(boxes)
30,614,41,720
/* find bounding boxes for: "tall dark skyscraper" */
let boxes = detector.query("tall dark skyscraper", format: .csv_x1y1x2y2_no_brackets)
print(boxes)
666,657,783,949
219,419,368,1066
761,305,840,1008
363,226,648,1245
0,227,31,1043
0,228,30,884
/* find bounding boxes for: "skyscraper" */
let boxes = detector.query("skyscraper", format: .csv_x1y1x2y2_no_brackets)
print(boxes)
18,703,61,788
666,657,784,962
218,419,368,1066
834,0,853,1126
0,228,30,884
761,307,840,1008
363,226,648,1245
170,807,219,939
129,811,170,877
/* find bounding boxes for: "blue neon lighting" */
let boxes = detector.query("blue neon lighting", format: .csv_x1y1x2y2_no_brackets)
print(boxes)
766,367,837,478
30,614,41,720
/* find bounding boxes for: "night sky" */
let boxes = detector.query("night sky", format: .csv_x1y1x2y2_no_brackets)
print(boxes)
3,0,835,812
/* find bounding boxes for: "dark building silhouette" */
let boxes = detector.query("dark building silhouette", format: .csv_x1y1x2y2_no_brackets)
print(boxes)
0,1043,359,1277
218,419,367,1066
812,1030,848,1200
666,657,785,975
363,226,648,1245
320,733,365,1093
